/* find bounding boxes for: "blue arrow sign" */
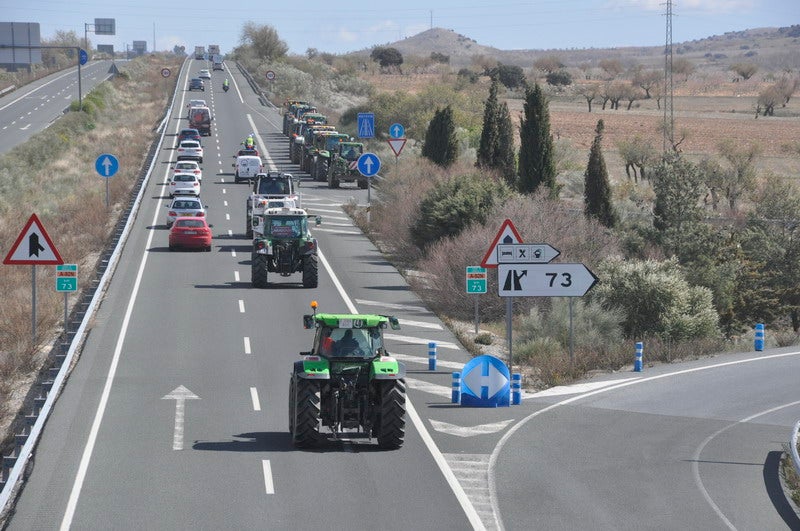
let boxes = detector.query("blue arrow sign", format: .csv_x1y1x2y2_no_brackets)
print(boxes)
389,123,405,139
79,49,88,65
357,112,375,138
95,154,119,178
460,355,510,407
357,153,381,177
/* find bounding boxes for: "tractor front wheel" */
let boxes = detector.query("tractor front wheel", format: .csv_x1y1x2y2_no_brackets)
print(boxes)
376,379,406,449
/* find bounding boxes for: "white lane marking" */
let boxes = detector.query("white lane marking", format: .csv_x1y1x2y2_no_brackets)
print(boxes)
225,213,230,221
307,207,346,214
399,319,443,330
693,399,800,530
444,454,497,530
487,350,800,531
528,378,640,398
231,249,236,258
319,221,355,227
220,177,225,182
234,270,240,282
61,69,190,529
238,300,245,313
384,333,459,350
223,200,228,207
0,65,78,111
394,353,464,370
250,387,261,411
262,460,275,494
247,114,277,172
405,377,453,399
222,188,226,194
243,336,251,354
311,228,361,235
355,298,428,312
20,124,31,130
430,419,514,438
227,229,233,237
315,249,485,530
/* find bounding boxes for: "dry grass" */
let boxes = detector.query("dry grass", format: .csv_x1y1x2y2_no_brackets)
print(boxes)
0,54,180,456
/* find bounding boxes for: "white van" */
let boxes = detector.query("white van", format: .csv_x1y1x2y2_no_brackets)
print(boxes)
233,155,263,183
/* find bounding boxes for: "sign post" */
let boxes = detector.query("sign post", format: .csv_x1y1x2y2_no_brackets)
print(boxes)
3,214,64,344
95,153,119,208
466,266,487,334
357,153,381,223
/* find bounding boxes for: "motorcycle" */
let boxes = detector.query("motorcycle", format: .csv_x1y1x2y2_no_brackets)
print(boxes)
223,84,229,92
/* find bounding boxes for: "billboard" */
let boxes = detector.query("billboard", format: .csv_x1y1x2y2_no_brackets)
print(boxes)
97,44,114,55
132,40,147,55
0,22,42,65
94,18,115,35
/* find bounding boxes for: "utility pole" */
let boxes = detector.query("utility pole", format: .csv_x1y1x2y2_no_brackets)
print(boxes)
153,22,156,53
662,0,674,153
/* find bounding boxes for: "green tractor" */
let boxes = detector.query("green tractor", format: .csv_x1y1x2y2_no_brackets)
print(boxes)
289,115,329,164
309,132,350,181
251,207,320,288
327,141,367,189
289,303,407,449
283,101,314,136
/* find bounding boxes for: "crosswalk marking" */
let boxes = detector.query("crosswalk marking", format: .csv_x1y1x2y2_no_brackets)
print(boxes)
405,377,453,399
394,353,464,370
355,299,428,312
384,333,459,350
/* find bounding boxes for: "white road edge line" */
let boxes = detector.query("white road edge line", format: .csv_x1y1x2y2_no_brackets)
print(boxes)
250,387,261,411
316,249,485,530
262,459,275,494
60,61,190,531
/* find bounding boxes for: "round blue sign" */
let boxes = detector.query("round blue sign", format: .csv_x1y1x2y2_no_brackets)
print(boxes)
79,49,89,65
389,123,405,139
357,153,381,177
95,154,119,178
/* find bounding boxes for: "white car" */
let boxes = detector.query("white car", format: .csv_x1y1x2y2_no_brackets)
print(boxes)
173,160,203,183
186,99,206,118
165,197,207,227
198,69,211,79
177,140,203,163
169,173,201,197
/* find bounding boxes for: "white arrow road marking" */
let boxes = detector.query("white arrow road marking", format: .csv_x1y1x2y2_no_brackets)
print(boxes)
430,419,514,438
444,454,499,530
161,386,200,451
262,460,275,494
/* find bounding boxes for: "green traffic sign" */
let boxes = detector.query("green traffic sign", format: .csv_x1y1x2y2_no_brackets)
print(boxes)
466,266,487,294
56,264,78,292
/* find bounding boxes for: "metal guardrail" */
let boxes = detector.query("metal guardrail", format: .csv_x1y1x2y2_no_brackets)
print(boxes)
0,57,188,518
0,85,15,97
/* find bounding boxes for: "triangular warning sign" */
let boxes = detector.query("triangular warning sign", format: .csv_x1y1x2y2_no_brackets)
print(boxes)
108,63,120,75
480,219,523,268
3,213,64,265
387,138,406,156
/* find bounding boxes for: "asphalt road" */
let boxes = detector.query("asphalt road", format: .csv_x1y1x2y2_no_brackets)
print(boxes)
0,60,114,156
5,57,800,531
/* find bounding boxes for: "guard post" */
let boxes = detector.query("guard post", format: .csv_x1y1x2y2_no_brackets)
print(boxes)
451,372,461,404
511,373,522,405
428,341,437,371
634,341,644,372
754,323,765,351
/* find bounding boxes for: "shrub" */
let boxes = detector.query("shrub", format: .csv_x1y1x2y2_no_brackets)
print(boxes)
546,70,573,86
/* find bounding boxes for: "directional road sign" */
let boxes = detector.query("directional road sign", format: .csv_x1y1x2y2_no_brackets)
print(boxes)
461,355,510,407
95,153,119,178
497,263,598,297
466,266,487,294
389,123,405,138
497,243,560,264
79,49,88,65
3,214,63,265
357,112,375,138
56,264,78,292
357,153,381,177
481,219,523,268
387,138,406,157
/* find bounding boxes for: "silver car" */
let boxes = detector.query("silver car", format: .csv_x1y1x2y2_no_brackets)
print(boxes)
165,197,207,227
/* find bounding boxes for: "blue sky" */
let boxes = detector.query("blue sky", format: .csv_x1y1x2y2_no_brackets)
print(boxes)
3,0,798,56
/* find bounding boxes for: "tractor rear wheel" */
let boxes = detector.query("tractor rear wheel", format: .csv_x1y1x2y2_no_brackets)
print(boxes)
245,216,253,239
291,378,321,447
302,254,319,288
252,253,269,288
376,379,406,449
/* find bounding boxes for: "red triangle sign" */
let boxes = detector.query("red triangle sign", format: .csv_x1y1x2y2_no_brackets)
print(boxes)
387,138,406,156
3,213,64,265
480,219,523,268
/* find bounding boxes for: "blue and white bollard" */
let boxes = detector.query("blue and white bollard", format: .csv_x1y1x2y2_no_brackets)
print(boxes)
511,373,522,405
754,323,765,351
451,372,461,404
428,341,437,371
634,341,644,372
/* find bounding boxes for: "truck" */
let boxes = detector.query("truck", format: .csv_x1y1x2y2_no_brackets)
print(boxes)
289,303,406,449
194,46,205,60
208,44,220,57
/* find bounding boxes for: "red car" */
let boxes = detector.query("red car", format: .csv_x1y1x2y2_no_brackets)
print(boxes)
168,217,212,251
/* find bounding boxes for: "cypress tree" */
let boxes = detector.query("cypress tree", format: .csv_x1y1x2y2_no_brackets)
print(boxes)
584,119,618,228
422,106,458,168
477,78,500,169
518,83,557,196
496,101,517,187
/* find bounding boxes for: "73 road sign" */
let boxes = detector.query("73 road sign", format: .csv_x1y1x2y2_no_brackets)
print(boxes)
466,266,487,294
498,263,598,297
56,264,78,292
